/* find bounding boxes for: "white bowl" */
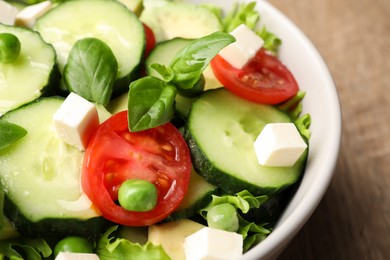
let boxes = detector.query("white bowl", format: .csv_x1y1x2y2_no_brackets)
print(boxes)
188,0,342,259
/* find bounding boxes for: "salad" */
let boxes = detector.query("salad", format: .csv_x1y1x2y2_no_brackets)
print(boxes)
0,0,311,259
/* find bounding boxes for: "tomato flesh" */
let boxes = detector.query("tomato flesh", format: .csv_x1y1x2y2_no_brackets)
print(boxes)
211,48,299,104
143,24,156,58
82,111,191,226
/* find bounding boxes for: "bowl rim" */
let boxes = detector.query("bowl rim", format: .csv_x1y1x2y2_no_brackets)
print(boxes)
239,1,342,259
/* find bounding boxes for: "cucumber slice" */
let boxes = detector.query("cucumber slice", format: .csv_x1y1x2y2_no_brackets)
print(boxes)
0,24,59,115
140,2,222,42
185,89,308,195
166,168,217,221
0,97,108,237
145,37,192,78
118,0,143,15
34,0,145,94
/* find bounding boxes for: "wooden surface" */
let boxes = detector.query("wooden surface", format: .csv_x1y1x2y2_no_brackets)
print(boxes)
266,0,390,259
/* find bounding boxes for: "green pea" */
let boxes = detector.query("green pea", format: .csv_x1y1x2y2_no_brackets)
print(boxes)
207,203,239,232
0,33,21,64
54,236,93,256
118,179,158,212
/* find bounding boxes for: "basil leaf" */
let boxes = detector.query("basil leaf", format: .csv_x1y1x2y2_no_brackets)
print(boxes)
150,63,175,82
0,120,27,150
128,76,176,132
64,37,118,107
169,31,235,89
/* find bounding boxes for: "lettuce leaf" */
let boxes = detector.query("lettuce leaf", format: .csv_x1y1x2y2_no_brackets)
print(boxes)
96,226,171,260
278,91,312,141
204,1,282,54
199,190,270,252
0,237,51,260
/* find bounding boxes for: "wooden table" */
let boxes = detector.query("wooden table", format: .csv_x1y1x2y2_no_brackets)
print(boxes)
265,0,390,259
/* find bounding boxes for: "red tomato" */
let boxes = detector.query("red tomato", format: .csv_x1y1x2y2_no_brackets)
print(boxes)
82,111,191,226
143,24,156,58
211,48,299,104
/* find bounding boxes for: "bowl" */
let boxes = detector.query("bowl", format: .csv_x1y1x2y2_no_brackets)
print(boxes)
188,0,342,259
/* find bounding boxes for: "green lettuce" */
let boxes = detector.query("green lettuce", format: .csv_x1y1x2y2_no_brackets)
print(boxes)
200,190,271,252
0,237,52,260
203,1,282,54
96,226,171,260
278,91,312,141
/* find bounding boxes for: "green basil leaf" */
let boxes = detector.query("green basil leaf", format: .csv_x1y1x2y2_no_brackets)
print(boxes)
0,120,27,150
128,76,176,132
64,37,118,107
150,63,175,82
169,31,235,89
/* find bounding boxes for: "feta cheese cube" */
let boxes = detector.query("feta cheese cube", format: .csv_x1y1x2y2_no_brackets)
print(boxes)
0,0,19,25
55,252,99,260
219,24,264,69
53,93,99,151
254,123,307,167
184,227,243,260
15,1,52,28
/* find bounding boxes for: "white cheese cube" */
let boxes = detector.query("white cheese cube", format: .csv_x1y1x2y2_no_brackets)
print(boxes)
53,92,99,151
254,123,307,167
0,0,19,25
15,1,52,28
219,24,264,69
184,227,243,260
55,252,99,260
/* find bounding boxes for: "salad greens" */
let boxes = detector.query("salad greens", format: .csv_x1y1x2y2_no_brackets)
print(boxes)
200,190,270,251
279,91,312,140
96,226,171,260
203,1,281,54
0,237,51,260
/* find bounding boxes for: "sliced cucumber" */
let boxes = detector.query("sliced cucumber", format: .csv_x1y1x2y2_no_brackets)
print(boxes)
184,89,308,195
0,24,59,115
0,97,108,237
34,0,145,95
145,37,192,78
118,0,143,15
166,168,217,221
140,1,222,42
107,92,128,115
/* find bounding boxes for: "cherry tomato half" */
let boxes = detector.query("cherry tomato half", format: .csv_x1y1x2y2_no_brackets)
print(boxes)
143,24,156,58
82,111,191,226
210,48,299,104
